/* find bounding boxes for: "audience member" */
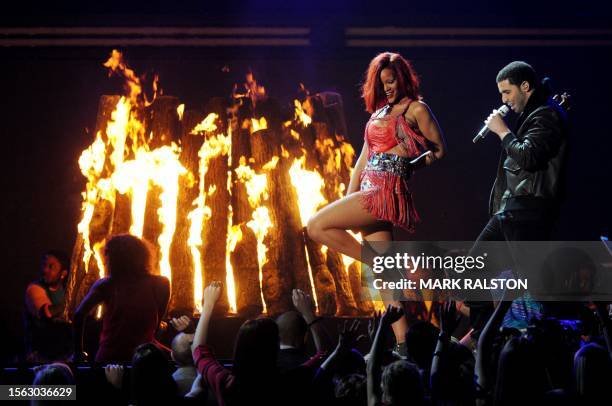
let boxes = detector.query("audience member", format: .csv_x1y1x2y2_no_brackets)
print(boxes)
72,234,170,363
24,250,71,362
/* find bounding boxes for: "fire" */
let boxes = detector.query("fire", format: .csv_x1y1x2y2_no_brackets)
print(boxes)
251,117,268,133
294,99,312,126
289,156,328,226
288,154,329,311
235,156,272,314
103,49,159,107
247,207,272,314
188,117,232,312
226,223,241,313
72,51,375,319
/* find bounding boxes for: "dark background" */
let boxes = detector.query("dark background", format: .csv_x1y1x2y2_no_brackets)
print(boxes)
1,1,611,360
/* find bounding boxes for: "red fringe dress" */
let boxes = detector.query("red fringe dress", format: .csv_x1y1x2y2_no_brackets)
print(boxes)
359,103,429,232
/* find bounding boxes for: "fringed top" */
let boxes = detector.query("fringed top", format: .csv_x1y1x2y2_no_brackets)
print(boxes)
364,101,428,159
359,101,429,232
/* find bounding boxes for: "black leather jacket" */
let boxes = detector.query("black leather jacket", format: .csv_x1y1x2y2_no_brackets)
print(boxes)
489,87,568,216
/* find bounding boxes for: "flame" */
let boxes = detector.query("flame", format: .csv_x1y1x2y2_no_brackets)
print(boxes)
251,117,268,133
247,207,272,314
294,99,312,126
288,155,330,311
288,156,328,226
188,121,232,312
103,50,159,107
191,113,218,135
75,56,372,318
76,90,187,321
235,156,269,206
226,222,241,313
188,202,205,314
234,155,272,313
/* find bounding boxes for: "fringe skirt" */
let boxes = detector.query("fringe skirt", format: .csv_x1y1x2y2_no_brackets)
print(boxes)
359,152,419,232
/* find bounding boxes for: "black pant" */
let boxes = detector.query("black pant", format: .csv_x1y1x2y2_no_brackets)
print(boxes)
467,210,555,335
475,210,554,242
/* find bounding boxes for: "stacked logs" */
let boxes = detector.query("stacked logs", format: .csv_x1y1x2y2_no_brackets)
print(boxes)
64,92,376,319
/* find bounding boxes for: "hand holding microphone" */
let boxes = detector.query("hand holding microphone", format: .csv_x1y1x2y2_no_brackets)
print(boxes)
472,105,510,143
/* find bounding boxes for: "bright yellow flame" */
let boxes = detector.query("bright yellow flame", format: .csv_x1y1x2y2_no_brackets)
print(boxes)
150,144,186,281
288,155,329,312
250,117,268,133
177,104,185,121
288,156,328,227
294,99,312,126
235,157,269,207
188,130,231,312
262,156,279,171
191,113,218,135
247,207,272,314
188,201,205,314
226,222,241,313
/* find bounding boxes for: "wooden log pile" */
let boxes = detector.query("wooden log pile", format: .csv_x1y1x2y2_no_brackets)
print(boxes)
64,91,376,320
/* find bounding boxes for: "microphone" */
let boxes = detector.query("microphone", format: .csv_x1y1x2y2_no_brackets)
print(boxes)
472,105,510,143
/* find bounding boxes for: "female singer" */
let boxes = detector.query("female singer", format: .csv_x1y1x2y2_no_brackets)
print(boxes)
307,52,445,348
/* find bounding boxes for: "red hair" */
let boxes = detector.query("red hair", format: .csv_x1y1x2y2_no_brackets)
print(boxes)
361,52,421,113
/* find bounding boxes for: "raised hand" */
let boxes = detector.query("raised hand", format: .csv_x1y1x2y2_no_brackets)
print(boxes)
202,281,223,314
292,289,315,318
338,319,367,351
170,315,192,332
381,304,404,326
104,364,124,389
440,300,461,336
368,311,382,343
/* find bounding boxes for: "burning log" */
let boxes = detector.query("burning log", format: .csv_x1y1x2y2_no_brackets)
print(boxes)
250,127,314,315
294,99,359,315
110,193,131,235
146,96,181,148
230,224,264,317
200,135,231,314
64,95,123,319
303,228,336,315
348,262,375,315
67,199,112,318
228,112,265,316
326,250,359,316
168,109,205,315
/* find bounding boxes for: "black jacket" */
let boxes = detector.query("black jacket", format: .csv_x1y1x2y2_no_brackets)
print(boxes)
489,86,568,216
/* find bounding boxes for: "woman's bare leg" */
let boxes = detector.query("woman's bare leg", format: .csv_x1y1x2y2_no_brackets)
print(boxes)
306,191,384,264
307,192,408,346
363,230,408,348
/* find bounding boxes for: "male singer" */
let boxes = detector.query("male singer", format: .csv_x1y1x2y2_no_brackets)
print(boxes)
465,61,569,337
480,60,568,241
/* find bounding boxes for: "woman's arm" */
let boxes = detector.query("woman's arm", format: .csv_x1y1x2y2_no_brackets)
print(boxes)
72,278,107,360
292,289,332,352
346,142,369,195
409,101,446,165
367,305,404,406
430,300,462,401
475,298,512,394
192,281,222,353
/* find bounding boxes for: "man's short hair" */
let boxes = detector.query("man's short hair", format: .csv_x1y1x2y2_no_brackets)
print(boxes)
276,311,308,346
496,61,538,91
171,333,194,366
